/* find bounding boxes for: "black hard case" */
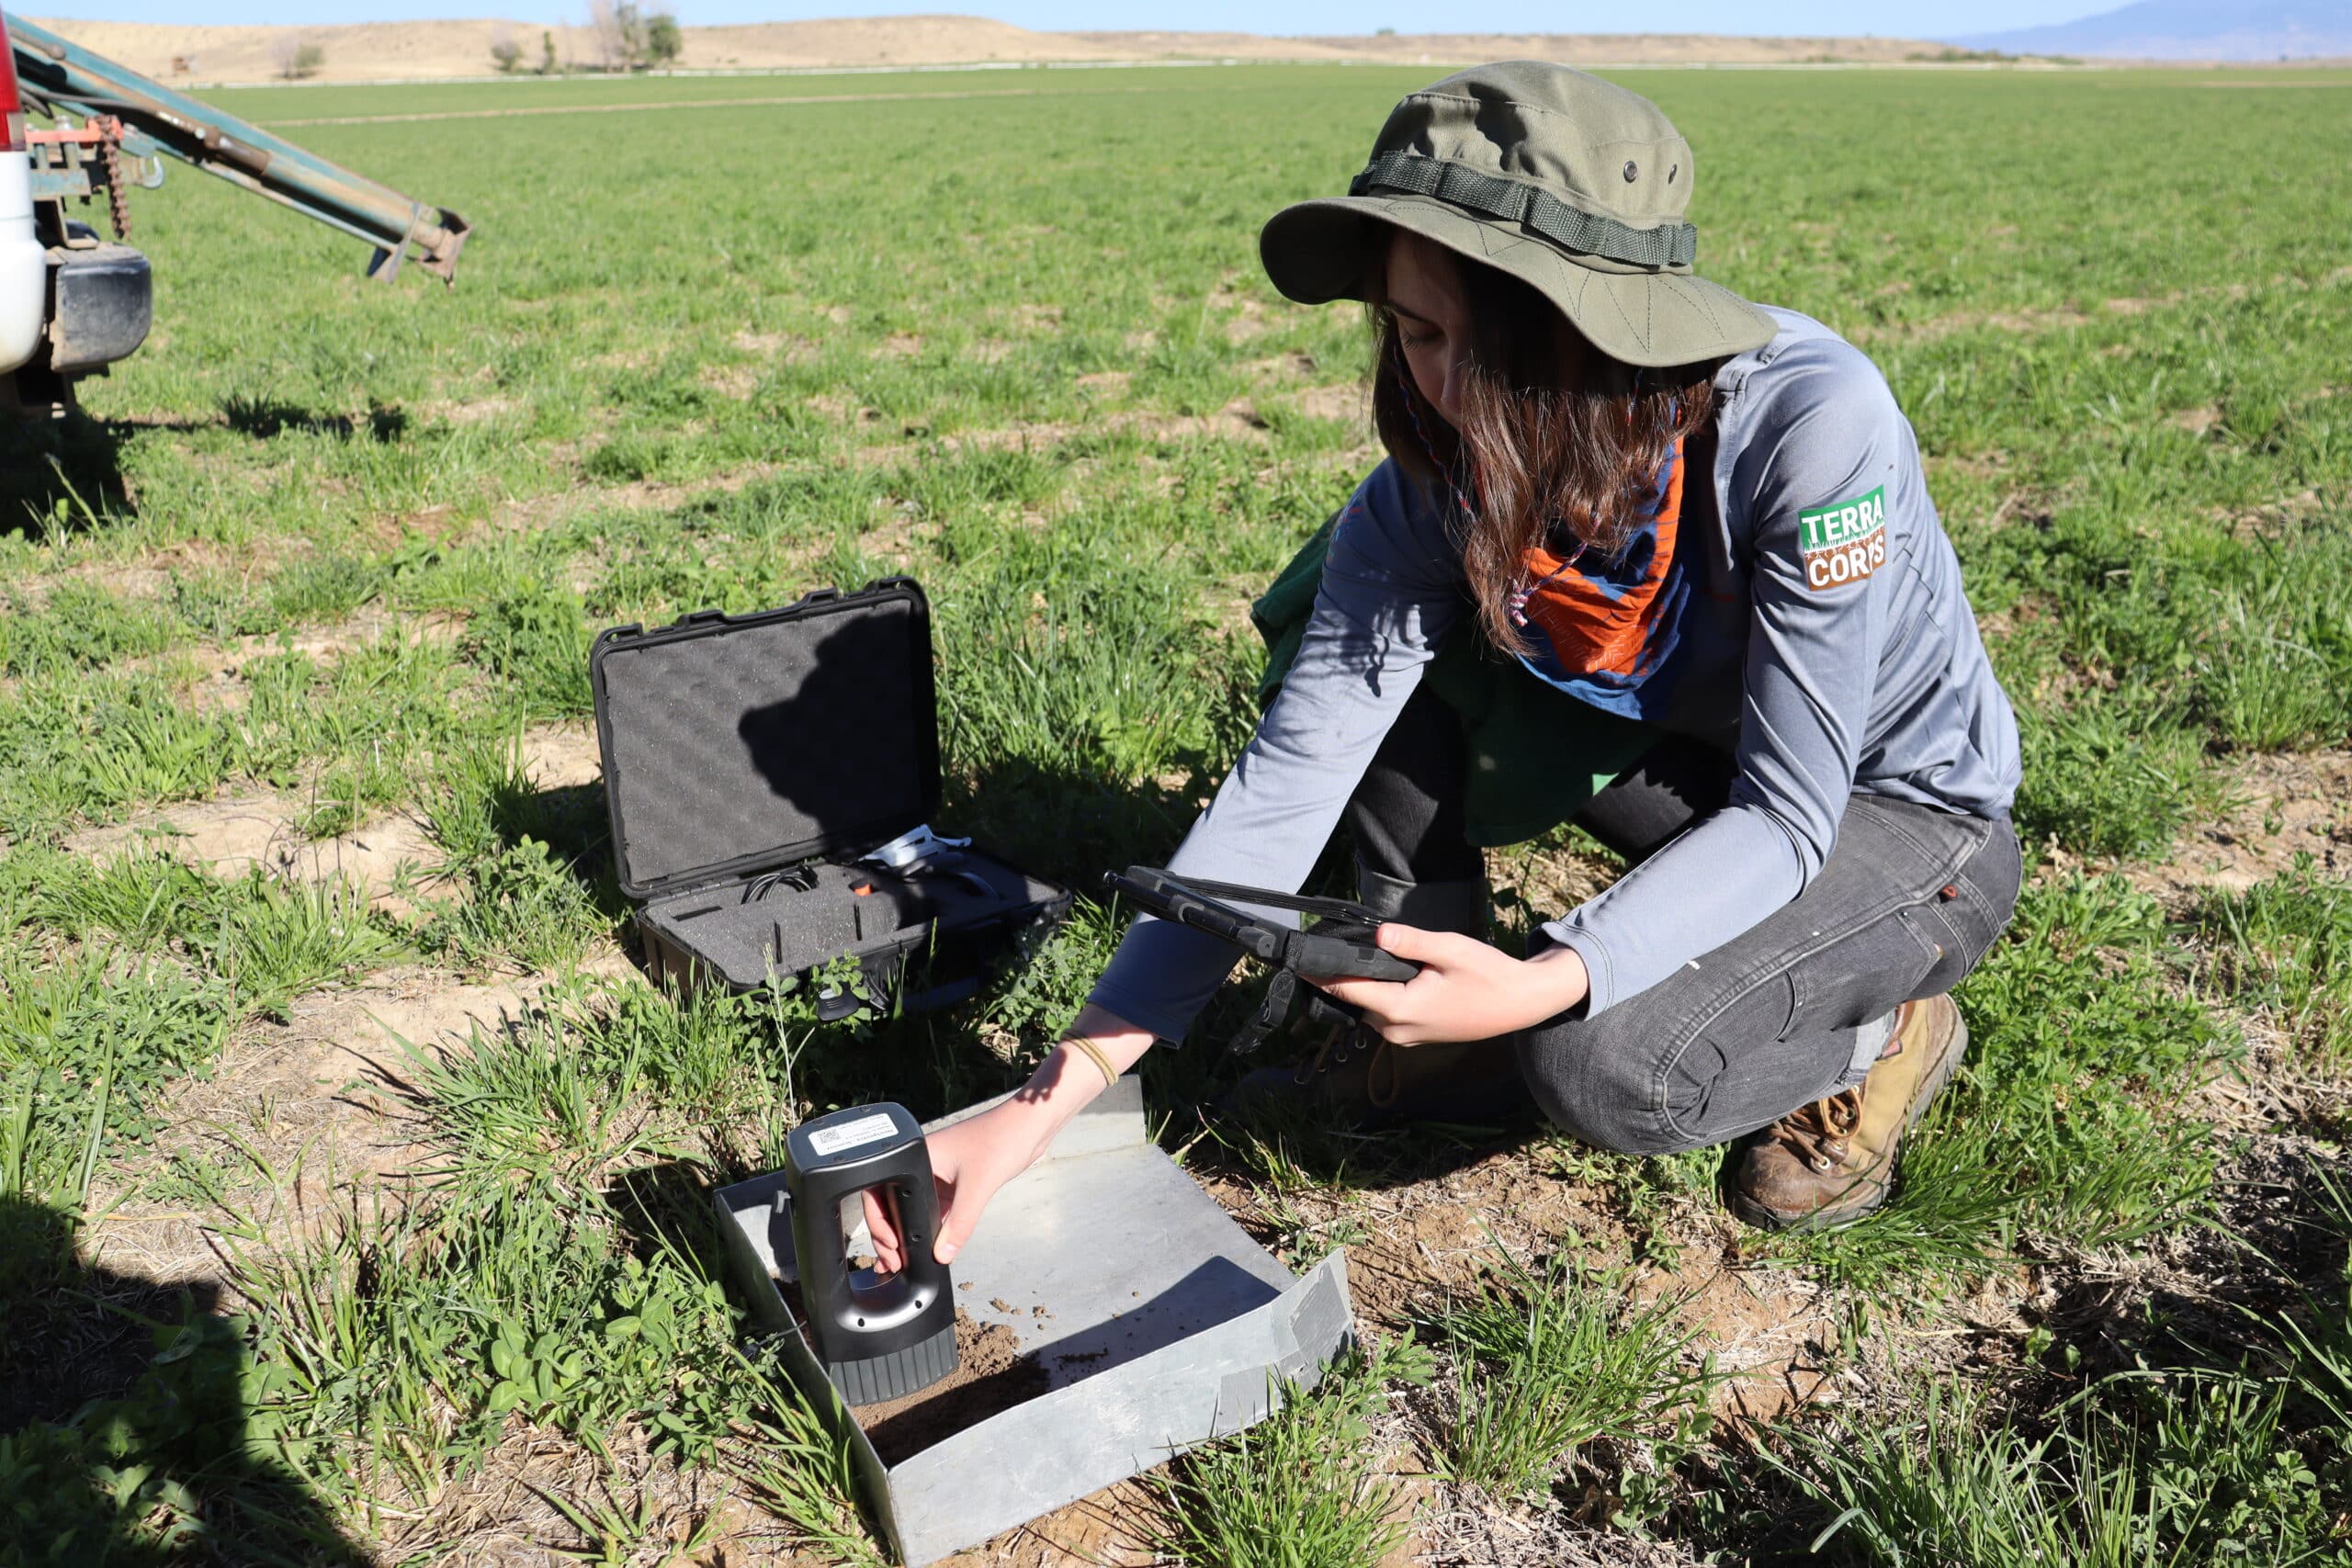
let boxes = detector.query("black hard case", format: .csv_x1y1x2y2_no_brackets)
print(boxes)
591,580,1068,1015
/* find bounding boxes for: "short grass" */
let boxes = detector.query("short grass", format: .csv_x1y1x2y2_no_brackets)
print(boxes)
1420,1251,1713,1509
3,56,2350,1564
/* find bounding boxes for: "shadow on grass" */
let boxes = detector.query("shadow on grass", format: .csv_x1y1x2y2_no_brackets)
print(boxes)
0,407,132,535
220,396,409,445
502,774,630,919
1,392,407,538
941,754,1219,900
0,1195,369,1564
605,1157,732,1279
2037,1135,2352,1384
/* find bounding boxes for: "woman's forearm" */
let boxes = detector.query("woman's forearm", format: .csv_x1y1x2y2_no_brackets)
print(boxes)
990,1003,1156,1157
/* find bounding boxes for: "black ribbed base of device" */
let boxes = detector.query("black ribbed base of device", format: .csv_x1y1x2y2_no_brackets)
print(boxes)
827,1322,959,1406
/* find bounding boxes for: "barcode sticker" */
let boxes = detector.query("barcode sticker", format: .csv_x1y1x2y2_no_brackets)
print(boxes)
808,1112,899,1157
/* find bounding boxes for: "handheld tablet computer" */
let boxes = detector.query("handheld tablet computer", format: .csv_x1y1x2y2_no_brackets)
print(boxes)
1099,865,1420,1051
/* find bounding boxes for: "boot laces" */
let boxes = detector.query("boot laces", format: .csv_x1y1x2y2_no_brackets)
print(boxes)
1770,1087,1864,1172
1291,1022,1403,1109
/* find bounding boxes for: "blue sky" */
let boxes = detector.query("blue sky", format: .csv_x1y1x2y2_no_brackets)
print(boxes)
29,1,2105,39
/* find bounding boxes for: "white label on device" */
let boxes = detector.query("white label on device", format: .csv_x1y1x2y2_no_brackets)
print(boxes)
808,1112,899,1157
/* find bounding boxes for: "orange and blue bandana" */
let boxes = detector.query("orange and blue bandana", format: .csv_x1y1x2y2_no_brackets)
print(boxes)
1504,439,1690,720
1390,344,1692,721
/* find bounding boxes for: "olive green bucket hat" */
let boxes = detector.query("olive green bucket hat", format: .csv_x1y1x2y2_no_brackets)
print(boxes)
1261,61,1776,368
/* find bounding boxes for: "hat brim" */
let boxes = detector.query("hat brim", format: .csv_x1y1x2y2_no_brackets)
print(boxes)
1261,192,1776,369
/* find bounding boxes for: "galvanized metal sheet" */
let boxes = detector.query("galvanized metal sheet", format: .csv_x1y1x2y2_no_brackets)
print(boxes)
715,1077,1353,1565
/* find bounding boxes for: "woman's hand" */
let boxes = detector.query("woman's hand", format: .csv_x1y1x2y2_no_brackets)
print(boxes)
862,1102,1045,1273
1312,923,1589,1045
860,1005,1154,1272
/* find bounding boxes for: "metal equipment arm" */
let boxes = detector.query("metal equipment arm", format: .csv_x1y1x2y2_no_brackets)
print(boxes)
4,13,469,283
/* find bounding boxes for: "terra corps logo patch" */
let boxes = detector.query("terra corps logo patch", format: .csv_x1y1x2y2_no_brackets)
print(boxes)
1798,486,1887,591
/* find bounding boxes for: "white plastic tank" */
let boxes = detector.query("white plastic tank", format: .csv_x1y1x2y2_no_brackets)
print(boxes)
0,19,52,377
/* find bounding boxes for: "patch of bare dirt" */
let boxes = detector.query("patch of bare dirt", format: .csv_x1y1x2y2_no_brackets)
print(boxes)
57,561,175,601
1637,1259,1839,1425
936,1479,1160,1567
854,1313,1051,1464
877,332,925,360
853,398,1276,469
1200,1137,1618,1332
518,723,605,790
1004,303,1064,334
63,789,432,907
730,329,820,362
1850,302,2097,346
384,1419,753,1567
1859,264,2352,351
860,507,945,571
699,363,760,399
46,545,260,604
456,457,813,556
62,721,600,912
806,391,880,427
1214,291,1274,345
1123,399,1271,444
2221,486,2332,541
1295,382,1368,424
2125,747,2352,907
426,394,521,427
78,967,547,1302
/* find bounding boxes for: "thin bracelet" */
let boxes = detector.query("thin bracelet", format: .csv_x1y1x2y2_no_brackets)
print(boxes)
1062,1036,1118,1089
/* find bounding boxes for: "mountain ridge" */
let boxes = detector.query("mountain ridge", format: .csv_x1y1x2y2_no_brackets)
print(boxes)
1955,0,2352,61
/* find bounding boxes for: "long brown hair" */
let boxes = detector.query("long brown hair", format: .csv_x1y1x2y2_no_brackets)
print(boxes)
1370,244,1718,657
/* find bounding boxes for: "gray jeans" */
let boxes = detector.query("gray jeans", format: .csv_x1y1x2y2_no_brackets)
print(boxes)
1346,689,2023,1155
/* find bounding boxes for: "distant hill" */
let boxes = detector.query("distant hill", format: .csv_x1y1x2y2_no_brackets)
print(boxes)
1954,0,2352,60
18,15,1949,87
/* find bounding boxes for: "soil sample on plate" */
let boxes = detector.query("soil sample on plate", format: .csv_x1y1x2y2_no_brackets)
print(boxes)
854,1308,1050,1465
777,1280,1052,1465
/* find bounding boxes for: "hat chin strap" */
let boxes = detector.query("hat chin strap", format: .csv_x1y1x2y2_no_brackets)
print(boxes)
1351,150,1696,271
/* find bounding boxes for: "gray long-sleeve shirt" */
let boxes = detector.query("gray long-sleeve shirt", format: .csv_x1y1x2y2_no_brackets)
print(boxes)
1089,308,2021,1041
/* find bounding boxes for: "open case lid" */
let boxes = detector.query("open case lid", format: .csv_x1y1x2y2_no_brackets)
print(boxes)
591,580,942,901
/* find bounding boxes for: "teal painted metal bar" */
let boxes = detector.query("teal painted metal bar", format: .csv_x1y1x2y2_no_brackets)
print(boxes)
5,13,470,282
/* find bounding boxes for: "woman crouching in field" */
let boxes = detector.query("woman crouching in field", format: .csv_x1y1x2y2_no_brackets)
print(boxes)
870,61,2024,1260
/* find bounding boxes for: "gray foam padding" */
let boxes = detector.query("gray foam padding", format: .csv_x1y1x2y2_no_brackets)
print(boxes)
598,596,933,895
642,856,1063,988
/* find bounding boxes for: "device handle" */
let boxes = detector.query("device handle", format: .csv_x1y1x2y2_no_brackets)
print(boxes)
783,1111,954,1355
847,1170,950,1320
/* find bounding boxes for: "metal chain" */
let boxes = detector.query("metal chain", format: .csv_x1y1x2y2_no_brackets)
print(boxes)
99,121,130,240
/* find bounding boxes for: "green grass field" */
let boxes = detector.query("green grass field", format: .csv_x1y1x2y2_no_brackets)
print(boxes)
5,58,2352,1564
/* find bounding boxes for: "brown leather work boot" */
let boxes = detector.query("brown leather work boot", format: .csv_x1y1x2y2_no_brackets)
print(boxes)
1731,994,1969,1232
1228,1021,1529,1129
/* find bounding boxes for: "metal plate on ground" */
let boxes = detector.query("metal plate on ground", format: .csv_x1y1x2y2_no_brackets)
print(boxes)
716,1077,1355,1565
